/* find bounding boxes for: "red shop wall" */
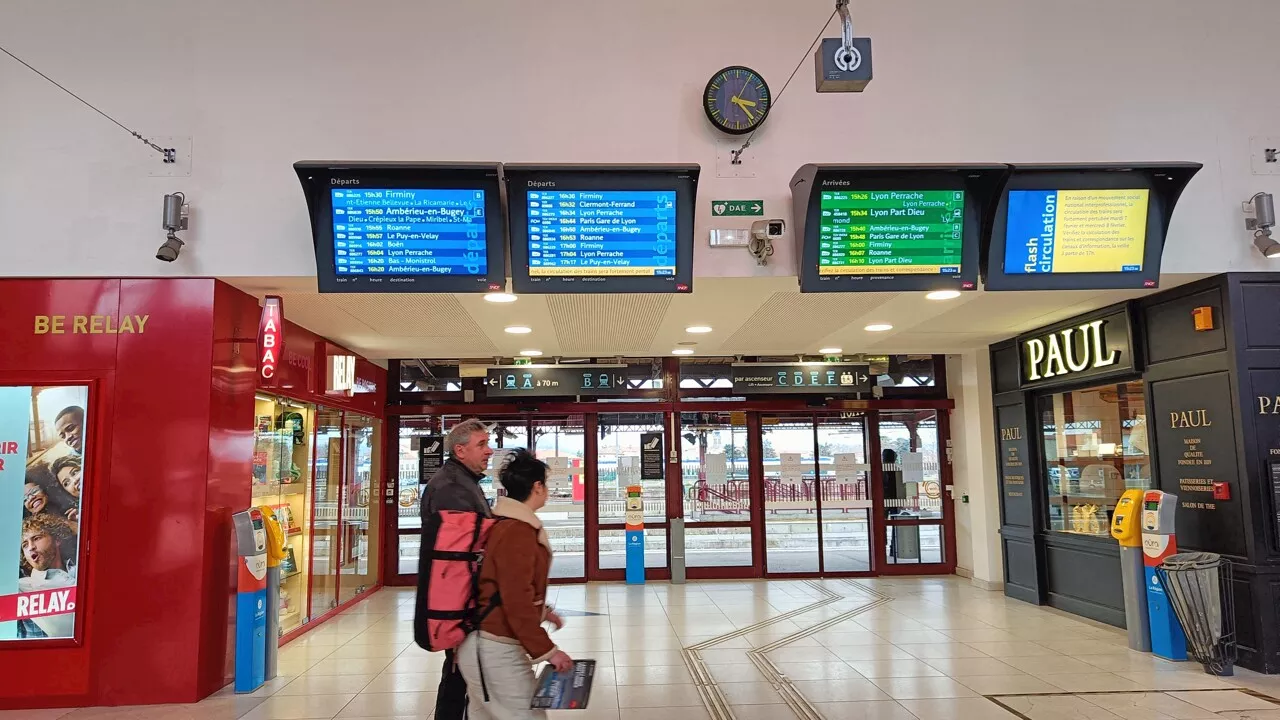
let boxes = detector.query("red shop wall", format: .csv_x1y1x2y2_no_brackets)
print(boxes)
0,278,258,709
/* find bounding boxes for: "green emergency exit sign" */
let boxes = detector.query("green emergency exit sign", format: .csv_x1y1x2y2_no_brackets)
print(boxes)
711,200,764,217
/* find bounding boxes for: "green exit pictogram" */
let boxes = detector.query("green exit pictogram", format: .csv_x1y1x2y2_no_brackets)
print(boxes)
711,200,764,217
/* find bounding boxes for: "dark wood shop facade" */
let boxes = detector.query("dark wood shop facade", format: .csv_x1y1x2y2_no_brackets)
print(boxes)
991,274,1280,674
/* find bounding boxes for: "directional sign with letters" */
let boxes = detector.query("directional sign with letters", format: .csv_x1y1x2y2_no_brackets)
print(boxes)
731,363,872,394
485,365,631,397
711,200,764,217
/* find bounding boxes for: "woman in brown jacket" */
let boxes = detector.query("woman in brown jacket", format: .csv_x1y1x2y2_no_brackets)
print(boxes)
457,449,573,720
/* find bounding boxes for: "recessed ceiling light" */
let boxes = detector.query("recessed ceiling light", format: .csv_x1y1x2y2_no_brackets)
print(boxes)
865,323,894,332
672,348,695,355
504,325,532,334
484,292,518,303
926,290,961,301
519,349,543,357
819,347,843,354
686,325,713,334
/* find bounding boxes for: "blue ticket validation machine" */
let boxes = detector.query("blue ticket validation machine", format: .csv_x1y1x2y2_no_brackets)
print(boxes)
624,485,644,585
1141,490,1187,661
233,508,269,693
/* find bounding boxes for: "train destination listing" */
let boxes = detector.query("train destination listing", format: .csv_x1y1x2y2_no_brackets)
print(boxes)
330,188,487,276
1004,189,1150,274
527,190,677,277
817,190,966,275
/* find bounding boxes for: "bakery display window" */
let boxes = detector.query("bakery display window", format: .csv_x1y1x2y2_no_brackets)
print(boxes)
1039,380,1150,537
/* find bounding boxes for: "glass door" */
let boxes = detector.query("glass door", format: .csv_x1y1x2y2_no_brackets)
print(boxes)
392,415,435,582
532,414,588,581
680,411,754,574
339,414,380,604
761,414,821,574
595,413,667,579
309,407,343,616
816,414,873,572
876,410,948,567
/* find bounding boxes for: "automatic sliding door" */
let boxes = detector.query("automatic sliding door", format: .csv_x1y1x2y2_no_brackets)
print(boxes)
877,410,947,566
761,415,820,574
533,415,587,580
816,415,873,573
680,412,753,572
596,413,667,576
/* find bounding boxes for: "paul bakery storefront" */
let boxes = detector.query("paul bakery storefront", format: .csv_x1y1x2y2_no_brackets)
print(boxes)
0,279,385,710
991,276,1280,674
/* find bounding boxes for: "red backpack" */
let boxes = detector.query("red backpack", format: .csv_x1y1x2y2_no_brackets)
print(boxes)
413,510,504,652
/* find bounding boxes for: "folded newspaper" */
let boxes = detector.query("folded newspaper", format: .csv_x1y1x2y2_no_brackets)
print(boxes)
531,659,596,710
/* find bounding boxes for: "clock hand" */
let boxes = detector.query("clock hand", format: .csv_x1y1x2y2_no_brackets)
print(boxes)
731,96,756,121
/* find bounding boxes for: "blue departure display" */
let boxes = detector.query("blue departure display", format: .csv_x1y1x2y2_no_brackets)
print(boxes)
330,188,487,276
526,190,676,277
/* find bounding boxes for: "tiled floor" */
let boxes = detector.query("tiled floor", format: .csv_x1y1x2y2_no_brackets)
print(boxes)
10,577,1280,719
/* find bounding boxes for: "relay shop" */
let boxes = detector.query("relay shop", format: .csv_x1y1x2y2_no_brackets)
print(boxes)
990,274,1280,674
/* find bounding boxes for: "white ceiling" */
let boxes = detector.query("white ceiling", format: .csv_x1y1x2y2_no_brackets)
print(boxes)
225,276,1198,361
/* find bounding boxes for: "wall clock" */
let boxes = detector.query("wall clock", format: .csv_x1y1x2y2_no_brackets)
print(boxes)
703,66,771,136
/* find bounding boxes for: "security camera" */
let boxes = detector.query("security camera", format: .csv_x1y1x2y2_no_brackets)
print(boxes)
1244,192,1279,258
157,192,189,262
747,219,785,266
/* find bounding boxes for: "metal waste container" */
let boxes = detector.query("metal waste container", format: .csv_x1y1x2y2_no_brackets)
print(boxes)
1157,552,1237,676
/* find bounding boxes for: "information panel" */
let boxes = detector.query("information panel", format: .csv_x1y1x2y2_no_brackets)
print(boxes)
818,191,965,276
1003,189,1150,275
528,190,676,277
485,366,631,398
331,188,487,277
731,363,871,394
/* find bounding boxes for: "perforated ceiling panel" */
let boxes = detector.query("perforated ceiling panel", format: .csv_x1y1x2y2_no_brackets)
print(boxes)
546,294,673,353
277,292,497,357
720,292,898,355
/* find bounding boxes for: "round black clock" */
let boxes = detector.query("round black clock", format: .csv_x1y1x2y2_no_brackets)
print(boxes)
703,66,771,135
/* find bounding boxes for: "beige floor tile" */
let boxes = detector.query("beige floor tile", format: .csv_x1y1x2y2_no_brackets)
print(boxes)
614,684,705,708
1012,655,1106,675
897,642,990,660
1116,671,1237,691
997,694,1124,720
792,679,892,703
897,697,1023,720
1082,692,1218,719
811,700,918,720
334,691,436,718
692,647,750,665
611,650,687,667
776,661,867,681
379,655,442,675
241,693,356,720
360,672,442,693
327,645,408,660
767,645,841,664
831,645,916,662
819,631,893,647
942,629,1023,643
618,708,710,720
954,673,1063,695
724,705,792,720
276,674,377,696
303,659,394,677
549,708,620,720
1167,690,1278,713
707,663,767,683
609,665,694,685
871,676,978,700
1034,672,1145,692
922,657,1019,676
718,681,783,705
846,659,945,679
967,641,1061,658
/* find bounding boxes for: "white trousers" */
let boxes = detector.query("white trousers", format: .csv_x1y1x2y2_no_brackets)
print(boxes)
456,633,548,720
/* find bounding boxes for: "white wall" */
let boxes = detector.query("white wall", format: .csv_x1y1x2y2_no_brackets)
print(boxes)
2,0,1280,278
948,351,1003,586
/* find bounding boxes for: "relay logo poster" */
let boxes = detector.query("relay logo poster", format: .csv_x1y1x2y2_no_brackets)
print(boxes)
0,385,88,641
1004,189,1150,274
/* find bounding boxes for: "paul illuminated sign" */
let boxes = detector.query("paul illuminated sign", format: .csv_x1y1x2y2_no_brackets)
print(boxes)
1018,310,1133,387
257,297,283,386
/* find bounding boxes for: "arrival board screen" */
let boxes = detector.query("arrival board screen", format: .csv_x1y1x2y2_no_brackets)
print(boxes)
330,188,487,276
1003,189,1150,274
527,190,676,277
818,190,965,275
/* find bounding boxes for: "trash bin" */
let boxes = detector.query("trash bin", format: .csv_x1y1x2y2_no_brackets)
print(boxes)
1156,552,1237,676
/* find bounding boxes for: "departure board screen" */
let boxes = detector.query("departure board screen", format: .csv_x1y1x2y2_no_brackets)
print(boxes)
330,188,487,276
818,190,966,275
527,190,676,277
1003,189,1150,274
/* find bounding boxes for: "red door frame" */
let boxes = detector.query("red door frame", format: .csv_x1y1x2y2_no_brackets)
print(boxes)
381,397,957,586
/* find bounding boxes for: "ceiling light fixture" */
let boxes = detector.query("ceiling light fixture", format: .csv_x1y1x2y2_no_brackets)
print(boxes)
865,323,894,332
519,349,543,357
504,325,532,334
925,290,961,301
686,325,713,334
672,348,695,355
819,347,843,354
484,292,517,303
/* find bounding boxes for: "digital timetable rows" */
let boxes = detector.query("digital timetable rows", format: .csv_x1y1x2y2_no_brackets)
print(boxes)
330,188,488,276
526,190,677,277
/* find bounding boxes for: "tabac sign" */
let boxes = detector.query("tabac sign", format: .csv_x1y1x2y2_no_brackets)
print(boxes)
1017,307,1135,389
258,296,284,387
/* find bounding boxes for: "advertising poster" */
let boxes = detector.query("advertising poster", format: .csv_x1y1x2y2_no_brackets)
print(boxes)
0,385,89,641
640,432,664,481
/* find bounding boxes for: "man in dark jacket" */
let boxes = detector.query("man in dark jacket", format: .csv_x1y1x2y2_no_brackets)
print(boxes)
422,418,493,720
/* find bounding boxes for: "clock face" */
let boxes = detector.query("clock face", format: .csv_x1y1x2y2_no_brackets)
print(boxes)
704,66,771,136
